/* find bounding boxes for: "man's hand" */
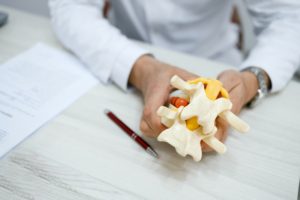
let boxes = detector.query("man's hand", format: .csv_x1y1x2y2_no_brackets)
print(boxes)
129,56,259,152
129,55,198,137
202,69,259,152
218,70,259,114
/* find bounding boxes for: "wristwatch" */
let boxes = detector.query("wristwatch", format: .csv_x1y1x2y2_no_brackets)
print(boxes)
241,66,271,108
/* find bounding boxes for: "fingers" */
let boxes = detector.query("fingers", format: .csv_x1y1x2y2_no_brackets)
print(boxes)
218,70,245,114
179,70,199,81
201,118,228,152
218,70,241,93
139,67,199,137
201,127,225,152
229,101,241,115
217,117,229,142
140,105,166,137
201,141,212,152
140,83,170,137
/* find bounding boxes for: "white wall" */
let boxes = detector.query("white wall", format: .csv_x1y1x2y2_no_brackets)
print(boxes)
0,0,49,17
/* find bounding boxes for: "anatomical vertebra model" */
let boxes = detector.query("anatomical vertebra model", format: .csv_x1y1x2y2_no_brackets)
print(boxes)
157,75,249,161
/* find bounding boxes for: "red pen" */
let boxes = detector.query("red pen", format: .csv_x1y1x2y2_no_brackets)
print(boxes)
104,109,158,158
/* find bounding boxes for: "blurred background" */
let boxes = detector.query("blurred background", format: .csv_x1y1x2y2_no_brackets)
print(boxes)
0,0,256,53
0,0,49,17
0,0,299,77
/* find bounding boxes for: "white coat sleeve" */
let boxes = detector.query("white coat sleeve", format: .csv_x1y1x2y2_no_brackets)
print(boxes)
48,0,149,90
240,0,300,92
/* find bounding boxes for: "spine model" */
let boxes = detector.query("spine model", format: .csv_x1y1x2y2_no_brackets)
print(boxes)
157,75,250,161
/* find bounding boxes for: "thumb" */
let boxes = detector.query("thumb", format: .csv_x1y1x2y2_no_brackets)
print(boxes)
141,83,170,137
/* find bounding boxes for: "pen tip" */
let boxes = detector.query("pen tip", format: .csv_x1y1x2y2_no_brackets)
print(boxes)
146,148,159,159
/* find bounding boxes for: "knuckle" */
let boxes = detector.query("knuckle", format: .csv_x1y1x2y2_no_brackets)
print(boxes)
154,120,163,132
143,106,152,118
140,120,148,133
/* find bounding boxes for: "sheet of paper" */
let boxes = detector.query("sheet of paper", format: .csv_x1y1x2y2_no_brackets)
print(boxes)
0,43,98,157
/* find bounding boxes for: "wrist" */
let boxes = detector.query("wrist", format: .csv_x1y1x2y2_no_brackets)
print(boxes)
129,55,157,91
240,71,259,104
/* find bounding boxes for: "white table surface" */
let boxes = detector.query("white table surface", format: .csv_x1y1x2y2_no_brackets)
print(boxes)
0,5,299,200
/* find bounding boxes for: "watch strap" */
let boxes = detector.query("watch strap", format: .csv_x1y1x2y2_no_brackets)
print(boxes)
241,66,270,107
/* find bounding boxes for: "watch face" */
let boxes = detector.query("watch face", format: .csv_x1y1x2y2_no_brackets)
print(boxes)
257,71,268,95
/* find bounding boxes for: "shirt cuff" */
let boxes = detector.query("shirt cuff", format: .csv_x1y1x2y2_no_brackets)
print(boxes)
239,56,296,93
111,43,150,91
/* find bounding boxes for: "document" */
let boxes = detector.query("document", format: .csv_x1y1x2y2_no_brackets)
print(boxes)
0,43,98,157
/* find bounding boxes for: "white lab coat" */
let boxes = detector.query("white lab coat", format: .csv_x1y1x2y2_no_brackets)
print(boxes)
49,0,300,92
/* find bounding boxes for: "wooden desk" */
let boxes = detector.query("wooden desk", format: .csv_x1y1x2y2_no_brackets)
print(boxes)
0,5,299,200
